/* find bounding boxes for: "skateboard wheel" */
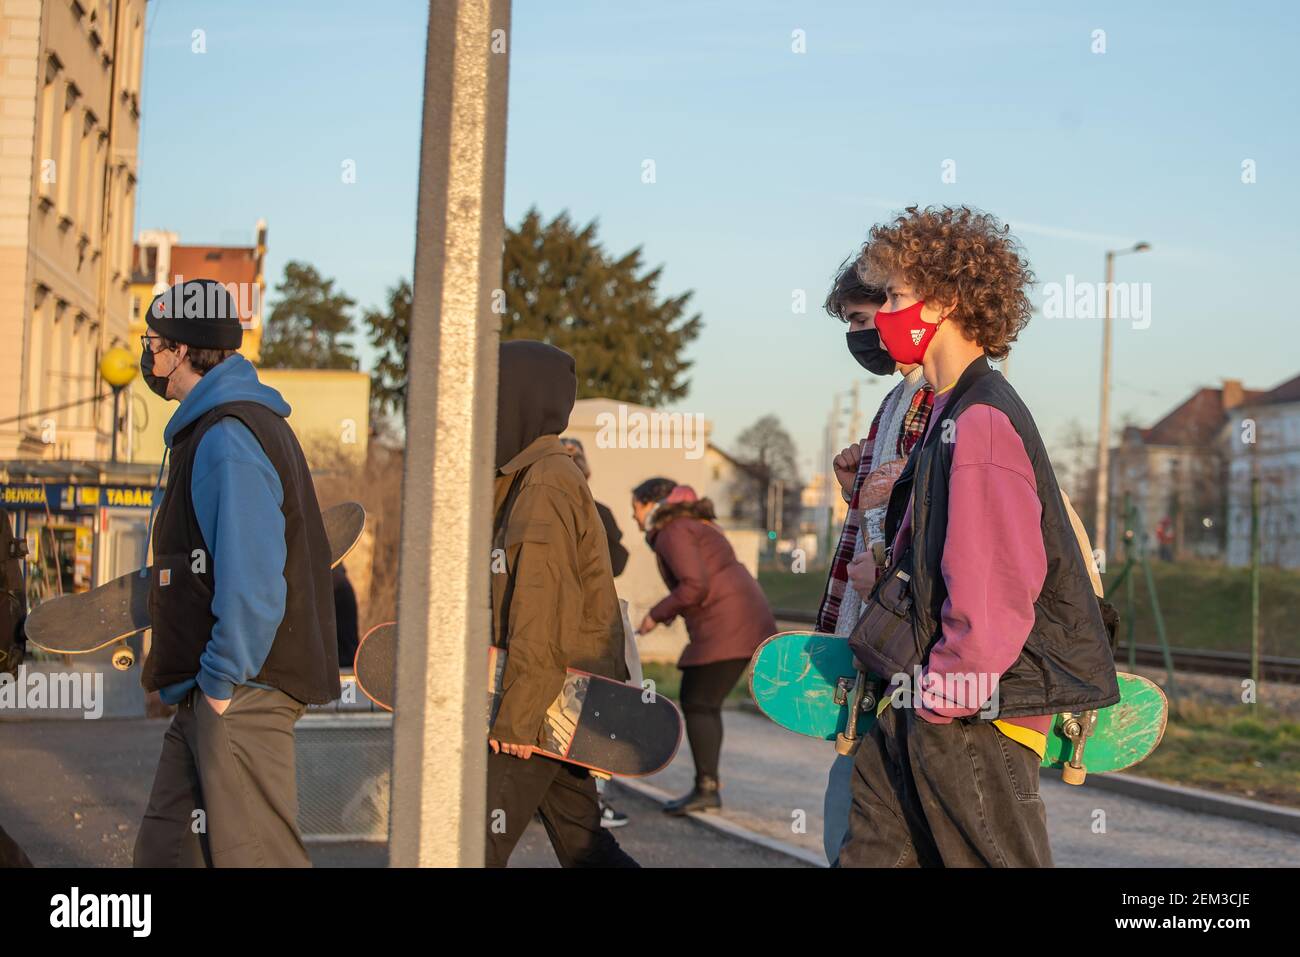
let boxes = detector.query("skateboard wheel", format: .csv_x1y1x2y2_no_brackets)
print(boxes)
1062,763,1087,786
112,648,135,671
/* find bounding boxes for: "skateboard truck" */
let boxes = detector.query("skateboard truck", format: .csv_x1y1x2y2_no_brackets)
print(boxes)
833,666,880,756
1058,709,1099,785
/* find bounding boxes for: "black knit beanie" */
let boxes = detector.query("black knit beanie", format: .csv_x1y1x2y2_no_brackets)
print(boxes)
146,279,244,350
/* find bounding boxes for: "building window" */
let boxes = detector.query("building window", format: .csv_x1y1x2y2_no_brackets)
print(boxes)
78,111,97,239
56,85,81,224
37,58,60,204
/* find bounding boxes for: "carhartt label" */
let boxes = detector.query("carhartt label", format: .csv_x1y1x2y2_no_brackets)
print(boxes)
159,569,171,587
49,886,151,937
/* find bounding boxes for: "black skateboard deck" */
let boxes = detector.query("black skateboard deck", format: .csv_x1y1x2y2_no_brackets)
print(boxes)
23,501,365,668
353,621,683,777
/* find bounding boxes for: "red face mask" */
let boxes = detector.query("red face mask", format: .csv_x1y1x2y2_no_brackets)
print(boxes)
873,300,943,366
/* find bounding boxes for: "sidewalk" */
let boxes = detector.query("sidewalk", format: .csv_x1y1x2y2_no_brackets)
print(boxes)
642,708,1300,867
0,717,805,868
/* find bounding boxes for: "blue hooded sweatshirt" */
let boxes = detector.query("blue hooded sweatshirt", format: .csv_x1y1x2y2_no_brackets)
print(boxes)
149,355,291,705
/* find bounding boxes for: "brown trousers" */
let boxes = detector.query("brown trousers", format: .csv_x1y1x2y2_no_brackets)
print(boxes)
134,685,309,868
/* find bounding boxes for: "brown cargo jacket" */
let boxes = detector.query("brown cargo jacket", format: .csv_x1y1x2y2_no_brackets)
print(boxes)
489,435,628,747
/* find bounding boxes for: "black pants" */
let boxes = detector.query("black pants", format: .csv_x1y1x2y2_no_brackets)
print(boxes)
679,658,749,782
838,704,1053,868
485,751,638,868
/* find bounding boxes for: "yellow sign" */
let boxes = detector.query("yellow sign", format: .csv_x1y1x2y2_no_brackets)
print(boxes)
2,486,47,506
103,487,152,508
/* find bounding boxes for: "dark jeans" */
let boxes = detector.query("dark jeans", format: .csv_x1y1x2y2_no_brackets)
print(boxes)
679,658,749,781
838,703,1053,867
485,751,638,868
0,822,32,867
134,685,310,868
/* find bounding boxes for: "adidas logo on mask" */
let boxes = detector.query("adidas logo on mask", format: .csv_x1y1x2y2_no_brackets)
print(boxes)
910,329,924,345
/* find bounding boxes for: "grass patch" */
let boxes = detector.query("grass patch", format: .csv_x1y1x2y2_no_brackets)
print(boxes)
1137,698,1300,808
1102,560,1300,659
758,560,1300,659
758,565,830,616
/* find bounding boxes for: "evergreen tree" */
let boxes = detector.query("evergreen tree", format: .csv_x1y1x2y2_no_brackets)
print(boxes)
502,208,701,406
364,279,412,423
260,261,358,370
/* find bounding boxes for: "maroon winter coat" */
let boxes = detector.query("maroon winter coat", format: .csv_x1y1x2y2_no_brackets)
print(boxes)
646,501,777,668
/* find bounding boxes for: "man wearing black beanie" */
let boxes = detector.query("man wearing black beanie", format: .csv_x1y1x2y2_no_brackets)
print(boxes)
133,279,339,867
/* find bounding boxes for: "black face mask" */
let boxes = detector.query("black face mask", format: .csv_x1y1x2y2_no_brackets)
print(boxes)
140,344,173,399
846,329,897,377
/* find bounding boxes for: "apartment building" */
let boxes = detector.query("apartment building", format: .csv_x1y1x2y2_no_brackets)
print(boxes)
0,0,147,461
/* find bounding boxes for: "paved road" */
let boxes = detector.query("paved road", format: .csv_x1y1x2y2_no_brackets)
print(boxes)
0,718,803,868
644,707,1300,867
4,710,1295,868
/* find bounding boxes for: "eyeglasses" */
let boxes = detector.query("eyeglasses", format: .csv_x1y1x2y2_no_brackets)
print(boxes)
140,334,162,352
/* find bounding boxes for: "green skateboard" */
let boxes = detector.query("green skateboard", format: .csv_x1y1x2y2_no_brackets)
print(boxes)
749,631,1168,784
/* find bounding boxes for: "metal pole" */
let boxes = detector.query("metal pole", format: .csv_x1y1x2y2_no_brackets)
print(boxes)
775,479,784,542
388,0,511,867
111,388,121,463
1123,494,1136,672
1250,468,1261,701
1094,250,1115,559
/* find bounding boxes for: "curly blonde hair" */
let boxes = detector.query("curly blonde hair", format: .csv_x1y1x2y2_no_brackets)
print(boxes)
856,205,1034,359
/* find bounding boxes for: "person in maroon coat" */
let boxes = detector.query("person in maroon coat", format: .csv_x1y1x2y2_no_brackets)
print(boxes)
633,479,776,814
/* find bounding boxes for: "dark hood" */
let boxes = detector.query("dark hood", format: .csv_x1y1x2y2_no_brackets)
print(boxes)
496,340,577,470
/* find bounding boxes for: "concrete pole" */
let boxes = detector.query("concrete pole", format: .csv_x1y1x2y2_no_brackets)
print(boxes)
1094,250,1115,560
1093,241,1150,559
389,0,511,868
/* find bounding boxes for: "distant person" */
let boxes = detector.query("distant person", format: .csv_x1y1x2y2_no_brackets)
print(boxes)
633,479,776,815
816,255,933,864
487,341,637,867
560,436,636,829
1156,516,1174,562
133,280,339,868
560,438,630,577
1,508,27,680
0,508,33,868
333,564,360,669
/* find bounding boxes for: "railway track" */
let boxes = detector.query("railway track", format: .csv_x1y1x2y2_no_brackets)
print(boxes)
771,610,1300,684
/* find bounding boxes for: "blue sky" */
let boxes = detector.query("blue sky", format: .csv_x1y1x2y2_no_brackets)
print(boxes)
137,0,1300,478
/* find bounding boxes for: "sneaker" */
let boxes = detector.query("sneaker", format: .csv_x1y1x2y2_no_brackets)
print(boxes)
599,800,629,829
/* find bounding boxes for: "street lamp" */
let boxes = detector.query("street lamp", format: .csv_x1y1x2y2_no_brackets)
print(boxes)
99,346,138,463
1094,241,1151,559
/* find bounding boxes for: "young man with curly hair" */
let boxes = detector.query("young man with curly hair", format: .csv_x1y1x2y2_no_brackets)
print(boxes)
838,206,1119,868
817,256,933,864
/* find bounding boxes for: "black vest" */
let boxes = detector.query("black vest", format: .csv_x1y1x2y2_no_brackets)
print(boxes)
884,358,1120,718
142,400,340,704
